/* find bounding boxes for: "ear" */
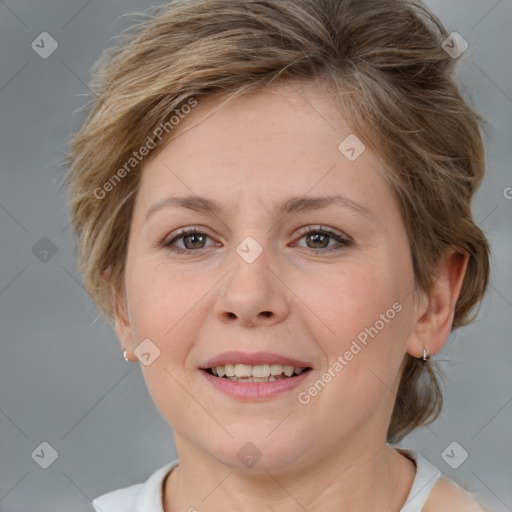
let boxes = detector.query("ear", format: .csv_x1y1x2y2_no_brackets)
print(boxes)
103,268,136,357
406,247,469,358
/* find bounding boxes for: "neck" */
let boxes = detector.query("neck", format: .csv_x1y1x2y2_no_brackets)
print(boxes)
163,437,415,512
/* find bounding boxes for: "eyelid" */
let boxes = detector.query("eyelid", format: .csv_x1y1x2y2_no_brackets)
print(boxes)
162,226,216,247
163,224,208,238
294,224,350,242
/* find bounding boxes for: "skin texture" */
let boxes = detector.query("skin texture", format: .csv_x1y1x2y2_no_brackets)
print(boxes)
424,477,487,511
112,81,476,511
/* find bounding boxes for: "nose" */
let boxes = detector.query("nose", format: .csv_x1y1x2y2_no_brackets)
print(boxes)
214,253,290,328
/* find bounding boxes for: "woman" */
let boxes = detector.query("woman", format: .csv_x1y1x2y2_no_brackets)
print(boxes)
64,0,491,510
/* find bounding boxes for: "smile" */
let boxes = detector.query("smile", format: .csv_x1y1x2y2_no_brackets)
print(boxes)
200,365,313,400
205,363,311,382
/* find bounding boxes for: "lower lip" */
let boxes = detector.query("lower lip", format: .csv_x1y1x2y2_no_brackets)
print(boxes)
200,369,313,400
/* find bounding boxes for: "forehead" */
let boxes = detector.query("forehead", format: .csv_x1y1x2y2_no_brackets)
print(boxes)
135,82,393,219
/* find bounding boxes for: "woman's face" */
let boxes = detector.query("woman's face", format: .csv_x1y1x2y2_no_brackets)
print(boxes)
115,82,424,470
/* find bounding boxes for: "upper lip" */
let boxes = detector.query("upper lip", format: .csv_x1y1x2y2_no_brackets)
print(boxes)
200,351,313,369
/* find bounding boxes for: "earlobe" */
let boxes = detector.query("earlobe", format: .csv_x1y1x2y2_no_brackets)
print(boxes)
113,301,137,363
406,248,469,359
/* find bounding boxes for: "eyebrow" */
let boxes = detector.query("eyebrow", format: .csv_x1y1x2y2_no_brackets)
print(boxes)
145,194,375,221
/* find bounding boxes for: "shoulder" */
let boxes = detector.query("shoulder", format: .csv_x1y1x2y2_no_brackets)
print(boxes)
423,476,486,512
92,483,143,512
91,459,179,512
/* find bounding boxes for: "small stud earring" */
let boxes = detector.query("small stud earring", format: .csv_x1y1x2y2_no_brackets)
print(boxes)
123,349,130,362
422,347,430,361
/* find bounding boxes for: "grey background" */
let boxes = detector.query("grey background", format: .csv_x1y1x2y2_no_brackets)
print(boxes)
0,0,511,510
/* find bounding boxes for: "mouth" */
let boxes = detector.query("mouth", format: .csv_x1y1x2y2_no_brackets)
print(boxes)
198,351,314,399
202,364,313,383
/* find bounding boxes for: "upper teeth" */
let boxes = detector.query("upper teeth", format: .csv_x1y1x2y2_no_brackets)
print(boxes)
211,364,304,378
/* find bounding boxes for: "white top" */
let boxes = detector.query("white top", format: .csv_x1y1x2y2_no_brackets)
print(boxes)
91,449,441,512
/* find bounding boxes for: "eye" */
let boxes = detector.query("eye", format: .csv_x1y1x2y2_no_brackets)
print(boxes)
163,227,216,254
293,225,352,253
161,225,352,255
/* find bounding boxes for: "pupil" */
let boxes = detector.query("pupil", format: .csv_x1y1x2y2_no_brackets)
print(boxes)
185,233,204,249
308,233,328,248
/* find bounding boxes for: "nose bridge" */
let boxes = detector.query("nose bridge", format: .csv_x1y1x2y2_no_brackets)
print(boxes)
214,230,290,326
223,199,278,266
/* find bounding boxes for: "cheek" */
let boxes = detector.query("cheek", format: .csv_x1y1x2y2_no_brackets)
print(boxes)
126,264,202,415
313,263,397,339
125,260,196,357
128,256,194,321
311,258,410,386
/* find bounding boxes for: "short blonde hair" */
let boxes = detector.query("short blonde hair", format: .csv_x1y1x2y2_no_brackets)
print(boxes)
63,0,491,443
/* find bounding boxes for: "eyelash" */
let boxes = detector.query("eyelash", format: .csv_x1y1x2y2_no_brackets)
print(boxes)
162,225,352,255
